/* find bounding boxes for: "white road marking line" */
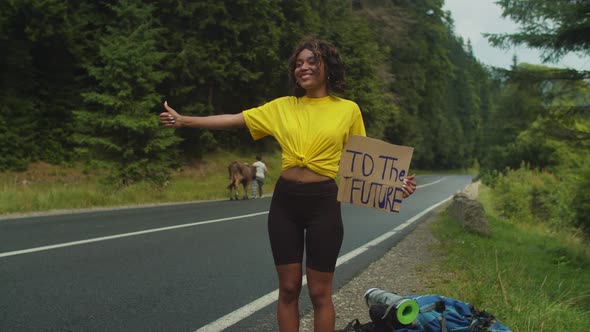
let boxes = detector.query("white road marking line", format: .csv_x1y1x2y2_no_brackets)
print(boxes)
194,193,455,332
415,176,447,189
0,212,268,258
0,199,228,221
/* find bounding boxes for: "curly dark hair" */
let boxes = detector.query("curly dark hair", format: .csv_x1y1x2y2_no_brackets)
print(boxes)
288,37,346,97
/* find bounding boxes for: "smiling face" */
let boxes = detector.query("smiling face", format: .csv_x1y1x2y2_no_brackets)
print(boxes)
294,48,328,98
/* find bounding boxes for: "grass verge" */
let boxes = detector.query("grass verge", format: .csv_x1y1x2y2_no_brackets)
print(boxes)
0,149,464,217
0,149,283,216
428,185,590,331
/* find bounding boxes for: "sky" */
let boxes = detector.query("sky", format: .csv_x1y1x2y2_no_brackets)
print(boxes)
442,0,590,70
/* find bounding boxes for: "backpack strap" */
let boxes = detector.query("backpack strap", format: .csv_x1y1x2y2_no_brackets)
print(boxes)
420,300,446,313
438,316,447,332
467,319,478,332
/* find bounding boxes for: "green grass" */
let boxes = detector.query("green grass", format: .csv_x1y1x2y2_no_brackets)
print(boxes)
0,149,284,216
427,185,590,331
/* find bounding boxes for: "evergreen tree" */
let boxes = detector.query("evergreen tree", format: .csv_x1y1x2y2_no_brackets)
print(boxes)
321,0,393,139
445,33,486,168
486,0,590,64
157,0,285,156
0,1,34,170
483,0,590,157
386,0,455,169
0,0,79,169
74,0,178,186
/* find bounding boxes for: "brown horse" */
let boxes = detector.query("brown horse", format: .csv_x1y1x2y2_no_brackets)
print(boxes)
227,161,256,200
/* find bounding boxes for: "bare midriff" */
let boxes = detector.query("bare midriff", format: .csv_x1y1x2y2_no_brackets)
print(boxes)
280,167,331,183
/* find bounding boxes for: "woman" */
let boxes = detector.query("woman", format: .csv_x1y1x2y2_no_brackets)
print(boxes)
160,37,417,332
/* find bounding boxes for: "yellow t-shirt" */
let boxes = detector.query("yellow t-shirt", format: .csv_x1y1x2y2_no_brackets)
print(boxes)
242,95,366,179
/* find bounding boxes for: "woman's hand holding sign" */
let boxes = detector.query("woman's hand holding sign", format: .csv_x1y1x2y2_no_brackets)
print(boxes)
402,174,417,198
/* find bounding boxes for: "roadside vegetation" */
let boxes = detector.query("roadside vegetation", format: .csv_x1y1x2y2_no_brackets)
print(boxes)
0,150,284,216
430,179,590,331
0,150,444,217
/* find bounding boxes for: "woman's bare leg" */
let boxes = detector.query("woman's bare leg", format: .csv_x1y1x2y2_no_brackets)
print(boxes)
306,268,335,332
276,263,303,332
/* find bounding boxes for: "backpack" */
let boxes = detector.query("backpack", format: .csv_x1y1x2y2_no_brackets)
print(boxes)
337,293,512,332
392,294,512,332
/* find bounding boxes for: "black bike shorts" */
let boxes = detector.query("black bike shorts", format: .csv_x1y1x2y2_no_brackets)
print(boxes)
268,176,343,272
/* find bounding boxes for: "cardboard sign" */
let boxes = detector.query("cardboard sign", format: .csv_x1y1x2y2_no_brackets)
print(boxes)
337,135,414,213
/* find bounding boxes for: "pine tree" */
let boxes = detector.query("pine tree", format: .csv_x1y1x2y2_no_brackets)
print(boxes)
486,0,590,63
74,0,179,186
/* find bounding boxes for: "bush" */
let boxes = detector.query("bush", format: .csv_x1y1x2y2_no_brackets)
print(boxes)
491,164,576,231
493,167,533,223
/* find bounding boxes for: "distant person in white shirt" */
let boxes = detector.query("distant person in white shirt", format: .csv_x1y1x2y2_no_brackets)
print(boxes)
252,155,268,198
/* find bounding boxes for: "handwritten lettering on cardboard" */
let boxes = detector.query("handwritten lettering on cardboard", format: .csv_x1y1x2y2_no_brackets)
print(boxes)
337,135,414,213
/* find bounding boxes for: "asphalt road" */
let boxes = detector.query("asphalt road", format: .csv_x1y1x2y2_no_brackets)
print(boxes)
0,174,473,332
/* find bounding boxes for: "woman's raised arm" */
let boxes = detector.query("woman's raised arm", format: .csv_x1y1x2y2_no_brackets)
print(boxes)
160,101,246,129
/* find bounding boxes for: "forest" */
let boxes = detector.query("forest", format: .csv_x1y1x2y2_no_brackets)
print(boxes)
1,0,589,237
